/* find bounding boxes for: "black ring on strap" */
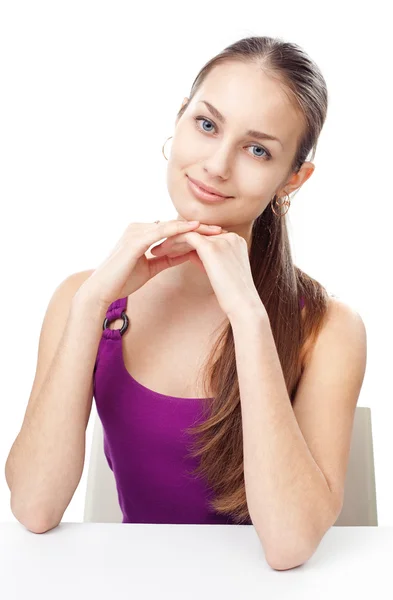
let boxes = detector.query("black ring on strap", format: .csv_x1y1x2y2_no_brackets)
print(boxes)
102,310,129,336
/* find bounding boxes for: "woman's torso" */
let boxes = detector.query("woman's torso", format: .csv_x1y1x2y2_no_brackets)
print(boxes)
93,265,245,525
92,263,306,525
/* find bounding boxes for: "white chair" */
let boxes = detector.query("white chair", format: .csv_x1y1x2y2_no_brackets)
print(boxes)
83,406,378,526
83,405,123,523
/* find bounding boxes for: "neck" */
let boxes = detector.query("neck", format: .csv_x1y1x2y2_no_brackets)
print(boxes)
159,260,216,299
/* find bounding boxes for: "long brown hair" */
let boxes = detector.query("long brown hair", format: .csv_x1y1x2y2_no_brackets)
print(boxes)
180,36,331,523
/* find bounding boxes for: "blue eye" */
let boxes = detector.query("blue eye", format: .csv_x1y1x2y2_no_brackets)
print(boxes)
193,116,272,161
197,117,215,133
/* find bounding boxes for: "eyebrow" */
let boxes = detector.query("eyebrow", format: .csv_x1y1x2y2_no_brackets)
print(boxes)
198,100,284,149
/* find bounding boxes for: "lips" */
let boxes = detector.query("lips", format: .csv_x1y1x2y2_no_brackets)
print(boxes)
187,175,231,198
187,176,231,203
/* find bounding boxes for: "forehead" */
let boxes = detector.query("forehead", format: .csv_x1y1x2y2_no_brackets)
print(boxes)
192,61,303,150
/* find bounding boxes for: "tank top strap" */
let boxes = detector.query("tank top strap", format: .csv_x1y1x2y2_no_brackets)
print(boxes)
94,296,129,376
102,296,129,340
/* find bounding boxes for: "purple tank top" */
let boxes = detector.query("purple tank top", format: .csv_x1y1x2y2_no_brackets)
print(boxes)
93,295,306,525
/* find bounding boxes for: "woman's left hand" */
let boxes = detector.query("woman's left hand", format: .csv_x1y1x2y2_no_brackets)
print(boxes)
150,230,265,320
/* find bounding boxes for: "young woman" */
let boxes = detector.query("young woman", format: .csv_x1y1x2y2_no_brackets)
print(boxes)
5,36,367,570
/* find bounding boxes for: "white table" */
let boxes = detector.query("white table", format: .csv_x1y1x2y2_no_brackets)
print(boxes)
0,522,392,598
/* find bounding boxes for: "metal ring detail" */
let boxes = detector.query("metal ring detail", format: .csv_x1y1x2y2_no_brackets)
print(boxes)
102,310,129,336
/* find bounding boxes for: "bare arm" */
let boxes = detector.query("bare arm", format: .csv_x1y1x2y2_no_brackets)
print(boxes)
4,271,107,533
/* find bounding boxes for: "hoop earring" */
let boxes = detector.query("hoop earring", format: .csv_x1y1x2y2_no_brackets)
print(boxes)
271,191,291,217
162,136,173,161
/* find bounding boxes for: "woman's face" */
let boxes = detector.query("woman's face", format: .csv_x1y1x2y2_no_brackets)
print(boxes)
166,60,313,233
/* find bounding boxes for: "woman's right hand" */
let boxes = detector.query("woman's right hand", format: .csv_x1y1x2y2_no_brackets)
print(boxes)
77,219,224,310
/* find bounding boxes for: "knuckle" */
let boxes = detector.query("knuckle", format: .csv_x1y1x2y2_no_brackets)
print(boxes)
126,222,138,234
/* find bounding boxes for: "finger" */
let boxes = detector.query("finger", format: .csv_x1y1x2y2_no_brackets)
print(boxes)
151,226,223,255
151,244,185,257
146,219,201,246
197,224,222,233
152,225,222,250
153,247,189,258
182,223,222,236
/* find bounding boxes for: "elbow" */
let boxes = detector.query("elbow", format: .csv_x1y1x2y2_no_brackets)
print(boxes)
18,513,61,534
24,517,61,534
262,505,338,570
11,497,61,534
266,548,311,571
262,533,318,571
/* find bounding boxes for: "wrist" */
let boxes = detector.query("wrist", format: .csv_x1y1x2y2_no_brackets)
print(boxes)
72,286,109,318
228,300,269,328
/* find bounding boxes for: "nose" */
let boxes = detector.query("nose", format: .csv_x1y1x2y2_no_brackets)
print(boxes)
202,144,233,180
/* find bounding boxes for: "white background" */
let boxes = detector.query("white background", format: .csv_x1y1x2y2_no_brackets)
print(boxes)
0,1,391,527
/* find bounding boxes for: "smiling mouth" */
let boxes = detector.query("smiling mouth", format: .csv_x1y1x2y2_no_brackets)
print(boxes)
186,176,232,202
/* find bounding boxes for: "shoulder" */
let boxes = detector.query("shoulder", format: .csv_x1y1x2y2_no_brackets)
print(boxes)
64,268,96,288
322,296,366,338
303,296,367,370
49,269,96,308
59,268,96,297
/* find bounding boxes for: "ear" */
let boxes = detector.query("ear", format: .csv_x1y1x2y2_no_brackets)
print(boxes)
279,161,315,196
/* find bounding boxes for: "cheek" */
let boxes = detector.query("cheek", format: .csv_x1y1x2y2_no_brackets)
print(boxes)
242,170,280,201
170,126,199,164
239,180,270,203
233,187,274,218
